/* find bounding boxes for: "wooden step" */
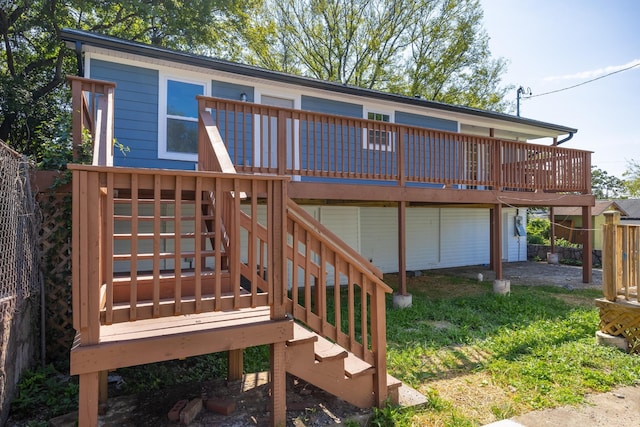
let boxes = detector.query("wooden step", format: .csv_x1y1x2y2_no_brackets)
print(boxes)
344,353,375,378
288,323,318,346
314,334,348,362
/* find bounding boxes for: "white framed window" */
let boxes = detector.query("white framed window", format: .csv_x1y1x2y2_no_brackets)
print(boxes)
159,75,209,161
363,110,395,151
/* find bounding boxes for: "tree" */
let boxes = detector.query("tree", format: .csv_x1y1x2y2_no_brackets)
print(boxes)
245,0,511,111
591,166,625,199
0,0,263,163
623,159,640,197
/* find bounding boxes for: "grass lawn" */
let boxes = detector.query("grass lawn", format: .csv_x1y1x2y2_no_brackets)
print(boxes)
382,271,640,426
9,269,640,426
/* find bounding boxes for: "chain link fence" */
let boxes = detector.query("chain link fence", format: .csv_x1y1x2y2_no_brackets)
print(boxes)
0,139,43,424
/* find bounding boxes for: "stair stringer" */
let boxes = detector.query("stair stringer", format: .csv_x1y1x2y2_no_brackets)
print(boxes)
285,325,377,408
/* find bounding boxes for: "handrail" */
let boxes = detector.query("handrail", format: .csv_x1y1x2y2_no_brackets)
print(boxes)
284,197,391,404
196,103,391,402
287,200,386,282
197,95,592,194
284,197,391,354
67,76,116,165
602,211,640,304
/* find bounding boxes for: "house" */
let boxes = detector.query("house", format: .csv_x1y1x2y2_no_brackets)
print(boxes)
60,29,594,283
614,199,640,225
59,29,595,426
554,200,627,250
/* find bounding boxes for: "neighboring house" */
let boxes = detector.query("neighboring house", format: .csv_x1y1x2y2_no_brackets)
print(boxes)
60,29,594,281
615,199,640,225
554,201,627,250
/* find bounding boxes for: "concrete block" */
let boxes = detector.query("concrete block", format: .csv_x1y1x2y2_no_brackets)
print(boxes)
179,398,202,425
493,280,510,295
167,399,188,422
595,331,629,352
206,397,237,415
392,292,412,308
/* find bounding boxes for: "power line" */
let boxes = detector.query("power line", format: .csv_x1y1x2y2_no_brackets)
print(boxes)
524,61,640,99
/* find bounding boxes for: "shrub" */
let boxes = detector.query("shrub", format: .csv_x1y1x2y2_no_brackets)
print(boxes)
527,218,550,244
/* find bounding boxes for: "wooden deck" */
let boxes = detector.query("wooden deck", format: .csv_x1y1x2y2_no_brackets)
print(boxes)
66,75,594,426
71,307,292,375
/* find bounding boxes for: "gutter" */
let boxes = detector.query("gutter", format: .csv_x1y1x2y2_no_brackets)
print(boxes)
556,132,574,146
60,28,578,137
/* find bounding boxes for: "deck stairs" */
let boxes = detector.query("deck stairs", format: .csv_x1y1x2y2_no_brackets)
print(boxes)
107,187,401,408
196,111,401,407
287,323,401,407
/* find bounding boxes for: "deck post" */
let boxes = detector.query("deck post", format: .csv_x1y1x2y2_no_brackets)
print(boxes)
491,204,503,280
602,211,620,300
582,206,593,283
228,349,244,381
398,201,407,295
549,207,556,255
269,179,288,426
78,372,100,427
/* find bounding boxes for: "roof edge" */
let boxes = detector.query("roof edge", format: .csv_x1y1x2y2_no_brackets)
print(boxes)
60,28,578,137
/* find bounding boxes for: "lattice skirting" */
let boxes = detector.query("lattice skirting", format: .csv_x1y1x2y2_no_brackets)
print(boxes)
595,298,640,353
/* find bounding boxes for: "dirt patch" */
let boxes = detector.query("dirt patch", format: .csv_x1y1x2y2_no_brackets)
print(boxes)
45,374,371,427
425,371,520,425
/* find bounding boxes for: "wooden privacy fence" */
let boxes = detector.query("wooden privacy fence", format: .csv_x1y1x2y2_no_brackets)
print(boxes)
597,210,640,352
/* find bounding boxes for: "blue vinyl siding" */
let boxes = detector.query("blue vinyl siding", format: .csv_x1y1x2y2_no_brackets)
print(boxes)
396,111,460,182
212,80,254,102
90,59,194,170
395,111,457,132
301,96,362,118
210,81,255,167
299,96,366,183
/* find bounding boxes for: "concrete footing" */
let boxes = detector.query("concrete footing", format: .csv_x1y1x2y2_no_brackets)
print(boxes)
393,293,413,309
595,330,628,352
493,279,510,295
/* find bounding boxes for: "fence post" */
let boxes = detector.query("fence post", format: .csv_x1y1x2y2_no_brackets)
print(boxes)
602,211,620,301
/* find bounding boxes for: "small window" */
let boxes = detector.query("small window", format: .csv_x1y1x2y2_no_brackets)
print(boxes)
364,111,394,151
160,78,206,160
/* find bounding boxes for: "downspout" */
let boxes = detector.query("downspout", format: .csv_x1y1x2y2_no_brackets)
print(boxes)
74,41,84,76
555,132,574,146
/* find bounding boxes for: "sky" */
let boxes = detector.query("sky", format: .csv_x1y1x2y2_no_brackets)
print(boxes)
480,0,640,179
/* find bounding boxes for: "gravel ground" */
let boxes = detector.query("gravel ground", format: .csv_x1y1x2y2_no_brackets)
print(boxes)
435,261,602,290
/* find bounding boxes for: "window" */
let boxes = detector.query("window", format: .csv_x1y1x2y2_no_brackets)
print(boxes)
364,111,394,151
160,78,206,161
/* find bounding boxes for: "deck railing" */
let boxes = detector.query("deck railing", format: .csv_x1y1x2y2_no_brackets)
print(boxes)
196,106,392,404
67,76,115,166
197,96,591,193
70,165,289,334
285,200,392,405
602,211,640,304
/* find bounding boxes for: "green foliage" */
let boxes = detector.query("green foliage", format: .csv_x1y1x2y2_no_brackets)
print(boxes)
526,218,550,244
0,0,265,162
623,159,640,197
591,166,625,199
369,400,412,426
10,364,78,422
248,0,511,112
554,237,580,249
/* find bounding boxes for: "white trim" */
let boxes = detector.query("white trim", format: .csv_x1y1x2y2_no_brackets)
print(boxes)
158,73,210,162
254,90,302,178
362,108,395,152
